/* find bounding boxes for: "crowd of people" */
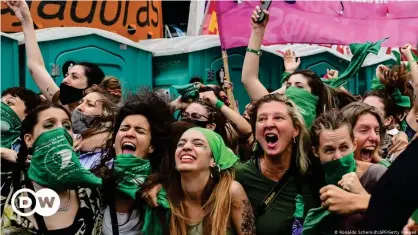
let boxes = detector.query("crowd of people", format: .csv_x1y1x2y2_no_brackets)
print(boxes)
1,1,418,235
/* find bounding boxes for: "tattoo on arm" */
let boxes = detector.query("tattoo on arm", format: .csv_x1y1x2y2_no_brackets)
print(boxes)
46,87,54,97
241,199,256,235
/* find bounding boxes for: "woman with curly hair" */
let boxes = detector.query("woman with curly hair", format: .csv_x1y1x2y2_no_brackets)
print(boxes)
92,89,174,235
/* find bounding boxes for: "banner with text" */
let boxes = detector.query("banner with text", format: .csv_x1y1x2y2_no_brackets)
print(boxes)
1,0,162,41
215,1,418,49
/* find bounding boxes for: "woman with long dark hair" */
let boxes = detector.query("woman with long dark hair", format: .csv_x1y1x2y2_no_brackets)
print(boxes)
92,89,173,235
1,103,102,234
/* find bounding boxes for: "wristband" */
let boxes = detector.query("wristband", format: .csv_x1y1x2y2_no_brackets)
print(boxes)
215,100,225,109
246,47,262,56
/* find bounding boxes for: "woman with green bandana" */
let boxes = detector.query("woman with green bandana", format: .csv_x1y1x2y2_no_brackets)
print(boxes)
234,93,319,234
303,110,387,234
1,87,42,159
72,85,119,170
166,127,254,235
402,44,418,142
241,7,333,130
1,103,103,235
92,89,173,235
7,0,105,113
1,88,42,217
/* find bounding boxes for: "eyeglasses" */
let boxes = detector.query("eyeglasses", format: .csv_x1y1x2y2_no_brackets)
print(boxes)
181,112,209,121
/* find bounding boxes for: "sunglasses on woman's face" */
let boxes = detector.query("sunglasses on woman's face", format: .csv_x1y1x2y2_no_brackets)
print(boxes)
181,112,209,121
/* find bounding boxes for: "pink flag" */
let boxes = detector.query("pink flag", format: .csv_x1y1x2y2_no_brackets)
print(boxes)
215,1,418,49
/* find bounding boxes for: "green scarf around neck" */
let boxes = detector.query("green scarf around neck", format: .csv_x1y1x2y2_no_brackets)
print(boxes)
113,154,151,200
284,86,318,129
114,153,170,234
189,127,238,170
322,38,386,88
28,127,102,191
1,102,21,149
302,153,356,235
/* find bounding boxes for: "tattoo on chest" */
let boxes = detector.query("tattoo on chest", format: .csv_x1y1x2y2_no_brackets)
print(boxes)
241,199,256,235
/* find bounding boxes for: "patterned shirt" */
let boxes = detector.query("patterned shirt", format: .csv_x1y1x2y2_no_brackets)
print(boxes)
1,174,103,235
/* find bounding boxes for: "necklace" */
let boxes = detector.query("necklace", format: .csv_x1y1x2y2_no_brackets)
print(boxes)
43,190,71,211
58,190,71,211
261,158,288,174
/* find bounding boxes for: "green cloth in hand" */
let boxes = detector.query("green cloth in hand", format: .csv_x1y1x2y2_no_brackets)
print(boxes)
302,153,356,235
322,38,386,88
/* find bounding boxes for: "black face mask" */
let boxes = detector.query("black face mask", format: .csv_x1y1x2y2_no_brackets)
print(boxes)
71,109,97,134
184,119,211,128
59,83,86,105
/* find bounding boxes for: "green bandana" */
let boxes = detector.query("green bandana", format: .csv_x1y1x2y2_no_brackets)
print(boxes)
370,77,411,108
302,153,356,235
323,153,356,185
189,127,238,170
172,83,200,103
114,154,151,200
285,86,318,129
412,208,418,223
322,38,386,88
142,188,171,234
113,154,170,234
28,128,102,191
1,102,21,149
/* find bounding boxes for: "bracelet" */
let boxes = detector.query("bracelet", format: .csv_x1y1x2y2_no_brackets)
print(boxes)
246,47,262,56
408,59,416,63
215,100,225,109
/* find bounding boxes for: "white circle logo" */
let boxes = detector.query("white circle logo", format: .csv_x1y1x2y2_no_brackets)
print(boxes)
11,188,60,217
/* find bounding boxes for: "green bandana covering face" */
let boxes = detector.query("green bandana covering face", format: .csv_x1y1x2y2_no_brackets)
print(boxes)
323,152,356,185
113,154,151,200
284,86,318,129
1,102,21,149
322,38,386,88
28,127,102,191
189,127,238,170
302,153,356,235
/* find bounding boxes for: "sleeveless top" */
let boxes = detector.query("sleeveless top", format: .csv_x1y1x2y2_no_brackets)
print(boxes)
186,221,236,235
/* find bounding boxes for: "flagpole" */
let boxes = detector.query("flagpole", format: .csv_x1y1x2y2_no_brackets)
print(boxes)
222,50,239,113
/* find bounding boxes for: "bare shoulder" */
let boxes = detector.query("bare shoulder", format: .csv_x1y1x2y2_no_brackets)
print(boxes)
230,180,247,199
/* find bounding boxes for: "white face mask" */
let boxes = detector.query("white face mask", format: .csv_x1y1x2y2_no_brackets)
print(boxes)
387,128,399,136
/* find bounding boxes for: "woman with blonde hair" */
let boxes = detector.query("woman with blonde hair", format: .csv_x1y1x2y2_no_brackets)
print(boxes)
234,93,319,234
167,127,255,235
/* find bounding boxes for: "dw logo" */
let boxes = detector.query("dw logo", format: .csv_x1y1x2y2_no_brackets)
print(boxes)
11,188,61,216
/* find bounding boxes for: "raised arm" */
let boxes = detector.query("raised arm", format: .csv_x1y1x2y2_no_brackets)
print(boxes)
201,91,252,137
230,181,256,235
401,44,418,108
241,6,270,102
6,0,59,102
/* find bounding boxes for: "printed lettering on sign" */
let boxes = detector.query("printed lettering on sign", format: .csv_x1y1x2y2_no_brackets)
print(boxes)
0,0,162,41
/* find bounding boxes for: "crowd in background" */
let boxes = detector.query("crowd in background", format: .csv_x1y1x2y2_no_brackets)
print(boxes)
1,1,418,235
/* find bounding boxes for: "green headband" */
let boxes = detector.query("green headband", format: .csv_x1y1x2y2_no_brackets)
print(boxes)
189,127,238,170
322,38,386,88
284,86,318,129
370,77,411,108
